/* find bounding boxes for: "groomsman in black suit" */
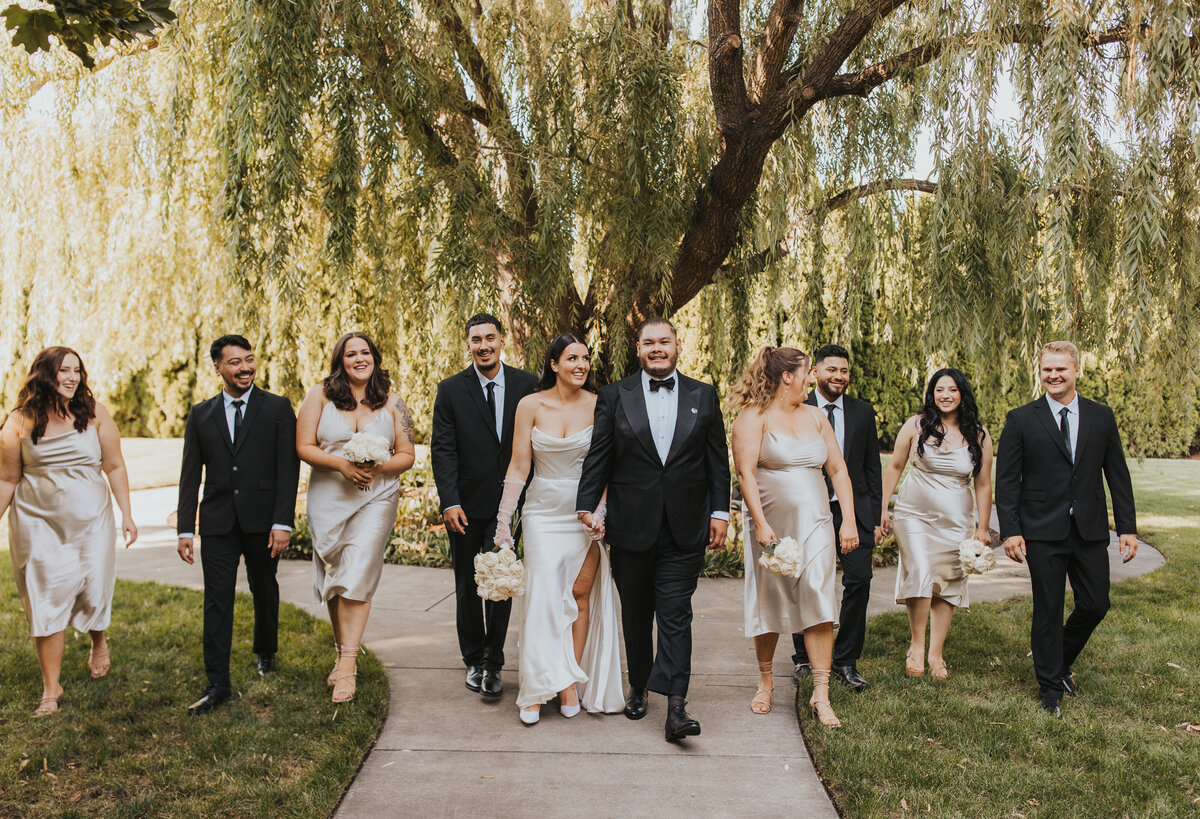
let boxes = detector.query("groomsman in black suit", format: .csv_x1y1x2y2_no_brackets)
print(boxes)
996,341,1137,717
177,335,300,715
577,318,731,742
431,313,537,699
792,344,883,691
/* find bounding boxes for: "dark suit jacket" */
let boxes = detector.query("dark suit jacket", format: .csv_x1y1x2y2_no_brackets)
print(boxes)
995,395,1136,542
177,387,300,537
431,364,538,520
576,372,731,552
805,391,883,531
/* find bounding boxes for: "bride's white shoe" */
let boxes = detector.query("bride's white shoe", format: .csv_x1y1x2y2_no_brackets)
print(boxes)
560,687,581,718
519,707,541,725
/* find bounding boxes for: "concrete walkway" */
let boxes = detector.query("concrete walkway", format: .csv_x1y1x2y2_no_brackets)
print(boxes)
115,487,1161,817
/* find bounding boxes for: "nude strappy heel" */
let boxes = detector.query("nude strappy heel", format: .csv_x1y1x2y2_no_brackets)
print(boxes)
751,660,774,714
327,643,341,687
808,669,841,728
331,645,358,703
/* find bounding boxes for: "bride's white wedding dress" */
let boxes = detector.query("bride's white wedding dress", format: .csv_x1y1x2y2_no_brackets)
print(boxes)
517,426,624,713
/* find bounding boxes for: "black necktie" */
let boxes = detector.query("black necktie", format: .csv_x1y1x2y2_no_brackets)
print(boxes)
485,382,497,434
649,377,675,392
824,403,836,432
1059,407,1072,462
231,399,244,444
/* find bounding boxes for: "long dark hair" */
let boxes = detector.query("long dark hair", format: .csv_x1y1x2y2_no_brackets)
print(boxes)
323,332,391,411
917,368,985,475
535,334,597,393
14,346,96,444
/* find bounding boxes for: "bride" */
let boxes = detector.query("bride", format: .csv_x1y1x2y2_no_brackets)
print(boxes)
494,334,624,724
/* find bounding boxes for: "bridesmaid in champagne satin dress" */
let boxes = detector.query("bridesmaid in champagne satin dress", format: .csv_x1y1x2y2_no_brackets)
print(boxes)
881,368,993,680
297,332,416,703
731,347,860,728
0,347,137,718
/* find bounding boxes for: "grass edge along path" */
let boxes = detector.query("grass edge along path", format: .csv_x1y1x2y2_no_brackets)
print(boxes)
801,459,1200,818
0,564,387,817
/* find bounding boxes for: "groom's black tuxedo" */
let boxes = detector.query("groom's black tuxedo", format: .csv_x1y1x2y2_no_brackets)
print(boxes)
431,363,537,672
177,387,299,690
792,390,882,669
577,371,730,697
996,394,1136,699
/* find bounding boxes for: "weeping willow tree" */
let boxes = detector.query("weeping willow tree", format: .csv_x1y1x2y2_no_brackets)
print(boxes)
2,0,1199,451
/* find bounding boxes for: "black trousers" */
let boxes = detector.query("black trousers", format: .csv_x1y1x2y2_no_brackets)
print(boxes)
792,500,874,668
609,521,705,698
1026,517,1111,699
449,516,512,671
199,522,279,690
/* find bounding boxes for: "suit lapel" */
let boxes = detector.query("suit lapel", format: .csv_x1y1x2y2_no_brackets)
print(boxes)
1034,397,1073,464
665,376,700,465
210,393,234,454
619,377,660,464
233,388,263,455
463,367,499,443
1072,398,1094,471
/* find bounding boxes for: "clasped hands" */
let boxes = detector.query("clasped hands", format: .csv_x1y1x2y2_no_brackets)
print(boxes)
339,459,378,489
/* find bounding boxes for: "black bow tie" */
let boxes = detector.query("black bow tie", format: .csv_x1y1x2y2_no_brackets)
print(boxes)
649,377,675,393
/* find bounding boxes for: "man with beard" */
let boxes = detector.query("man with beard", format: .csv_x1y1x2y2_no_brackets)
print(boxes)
177,335,300,715
431,313,537,699
791,344,883,691
577,317,730,742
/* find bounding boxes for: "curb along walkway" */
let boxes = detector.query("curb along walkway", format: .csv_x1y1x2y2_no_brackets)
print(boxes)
116,487,1161,817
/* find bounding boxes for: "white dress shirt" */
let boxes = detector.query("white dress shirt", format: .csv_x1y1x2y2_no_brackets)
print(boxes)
815,388,845,501
1045,393,1080,460
476,364,505,441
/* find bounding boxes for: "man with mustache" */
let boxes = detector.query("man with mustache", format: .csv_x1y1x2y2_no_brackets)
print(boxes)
176,335,300,715
791,344,883,691
577,317,730,742
432,313,537,699
996,341,1137,717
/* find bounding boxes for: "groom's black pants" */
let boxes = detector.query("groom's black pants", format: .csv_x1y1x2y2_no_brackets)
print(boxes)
792,499,874,668
1026,518,1110,699
200,521,279,690
609,521,705,698
449,516,512,672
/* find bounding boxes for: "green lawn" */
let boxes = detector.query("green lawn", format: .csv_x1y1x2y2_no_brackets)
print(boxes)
803,458,1200,818
0,562,387,817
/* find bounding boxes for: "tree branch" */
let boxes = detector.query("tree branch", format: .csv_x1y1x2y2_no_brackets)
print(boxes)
707,0,749,140
748,0,805,105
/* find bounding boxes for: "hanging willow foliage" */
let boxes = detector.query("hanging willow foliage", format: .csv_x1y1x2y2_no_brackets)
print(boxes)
2,0,1199,453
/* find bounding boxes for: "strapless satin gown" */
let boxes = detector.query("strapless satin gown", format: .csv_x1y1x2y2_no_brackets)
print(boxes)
517,426,624,713
892,439,975,607
742,431,838,636
8,426,117,637
306,402,401,603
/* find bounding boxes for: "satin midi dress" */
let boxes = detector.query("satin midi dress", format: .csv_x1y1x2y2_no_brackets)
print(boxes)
892,440,975,607
742,431,839,636
307,402,401,603
8,426,117,637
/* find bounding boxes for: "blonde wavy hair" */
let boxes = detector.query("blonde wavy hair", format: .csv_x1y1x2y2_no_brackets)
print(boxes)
730,346,810,409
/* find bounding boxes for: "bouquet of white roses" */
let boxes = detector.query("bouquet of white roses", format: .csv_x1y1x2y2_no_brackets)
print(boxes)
475,546,526,601
758,536,804,578
958,538,996,575
342,431,392,466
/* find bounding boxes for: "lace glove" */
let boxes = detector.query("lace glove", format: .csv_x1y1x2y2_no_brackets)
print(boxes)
585,500,607,542
493,477,525,549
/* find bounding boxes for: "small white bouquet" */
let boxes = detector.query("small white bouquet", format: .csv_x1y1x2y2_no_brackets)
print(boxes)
758,536,804,578
959,538,996,575
342,431,392,466
475,546,526,601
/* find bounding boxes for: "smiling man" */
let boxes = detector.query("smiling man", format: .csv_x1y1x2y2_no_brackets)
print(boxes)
996,341,1137,718
431,313,537,700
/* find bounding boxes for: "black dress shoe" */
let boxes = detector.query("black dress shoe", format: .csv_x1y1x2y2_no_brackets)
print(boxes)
256,654,276,676
793,663,812,679
465,665,483,692
1039,697,1062,717
480,669,503,698
624,688,648,720
1061,671,1077,697
833,664,870,691
664,703,701,742
187,686,231,716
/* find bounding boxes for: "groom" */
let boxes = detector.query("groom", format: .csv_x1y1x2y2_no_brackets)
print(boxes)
996,340,1137,717
177,334,300,715
577,317,730,742
431,313,537,699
